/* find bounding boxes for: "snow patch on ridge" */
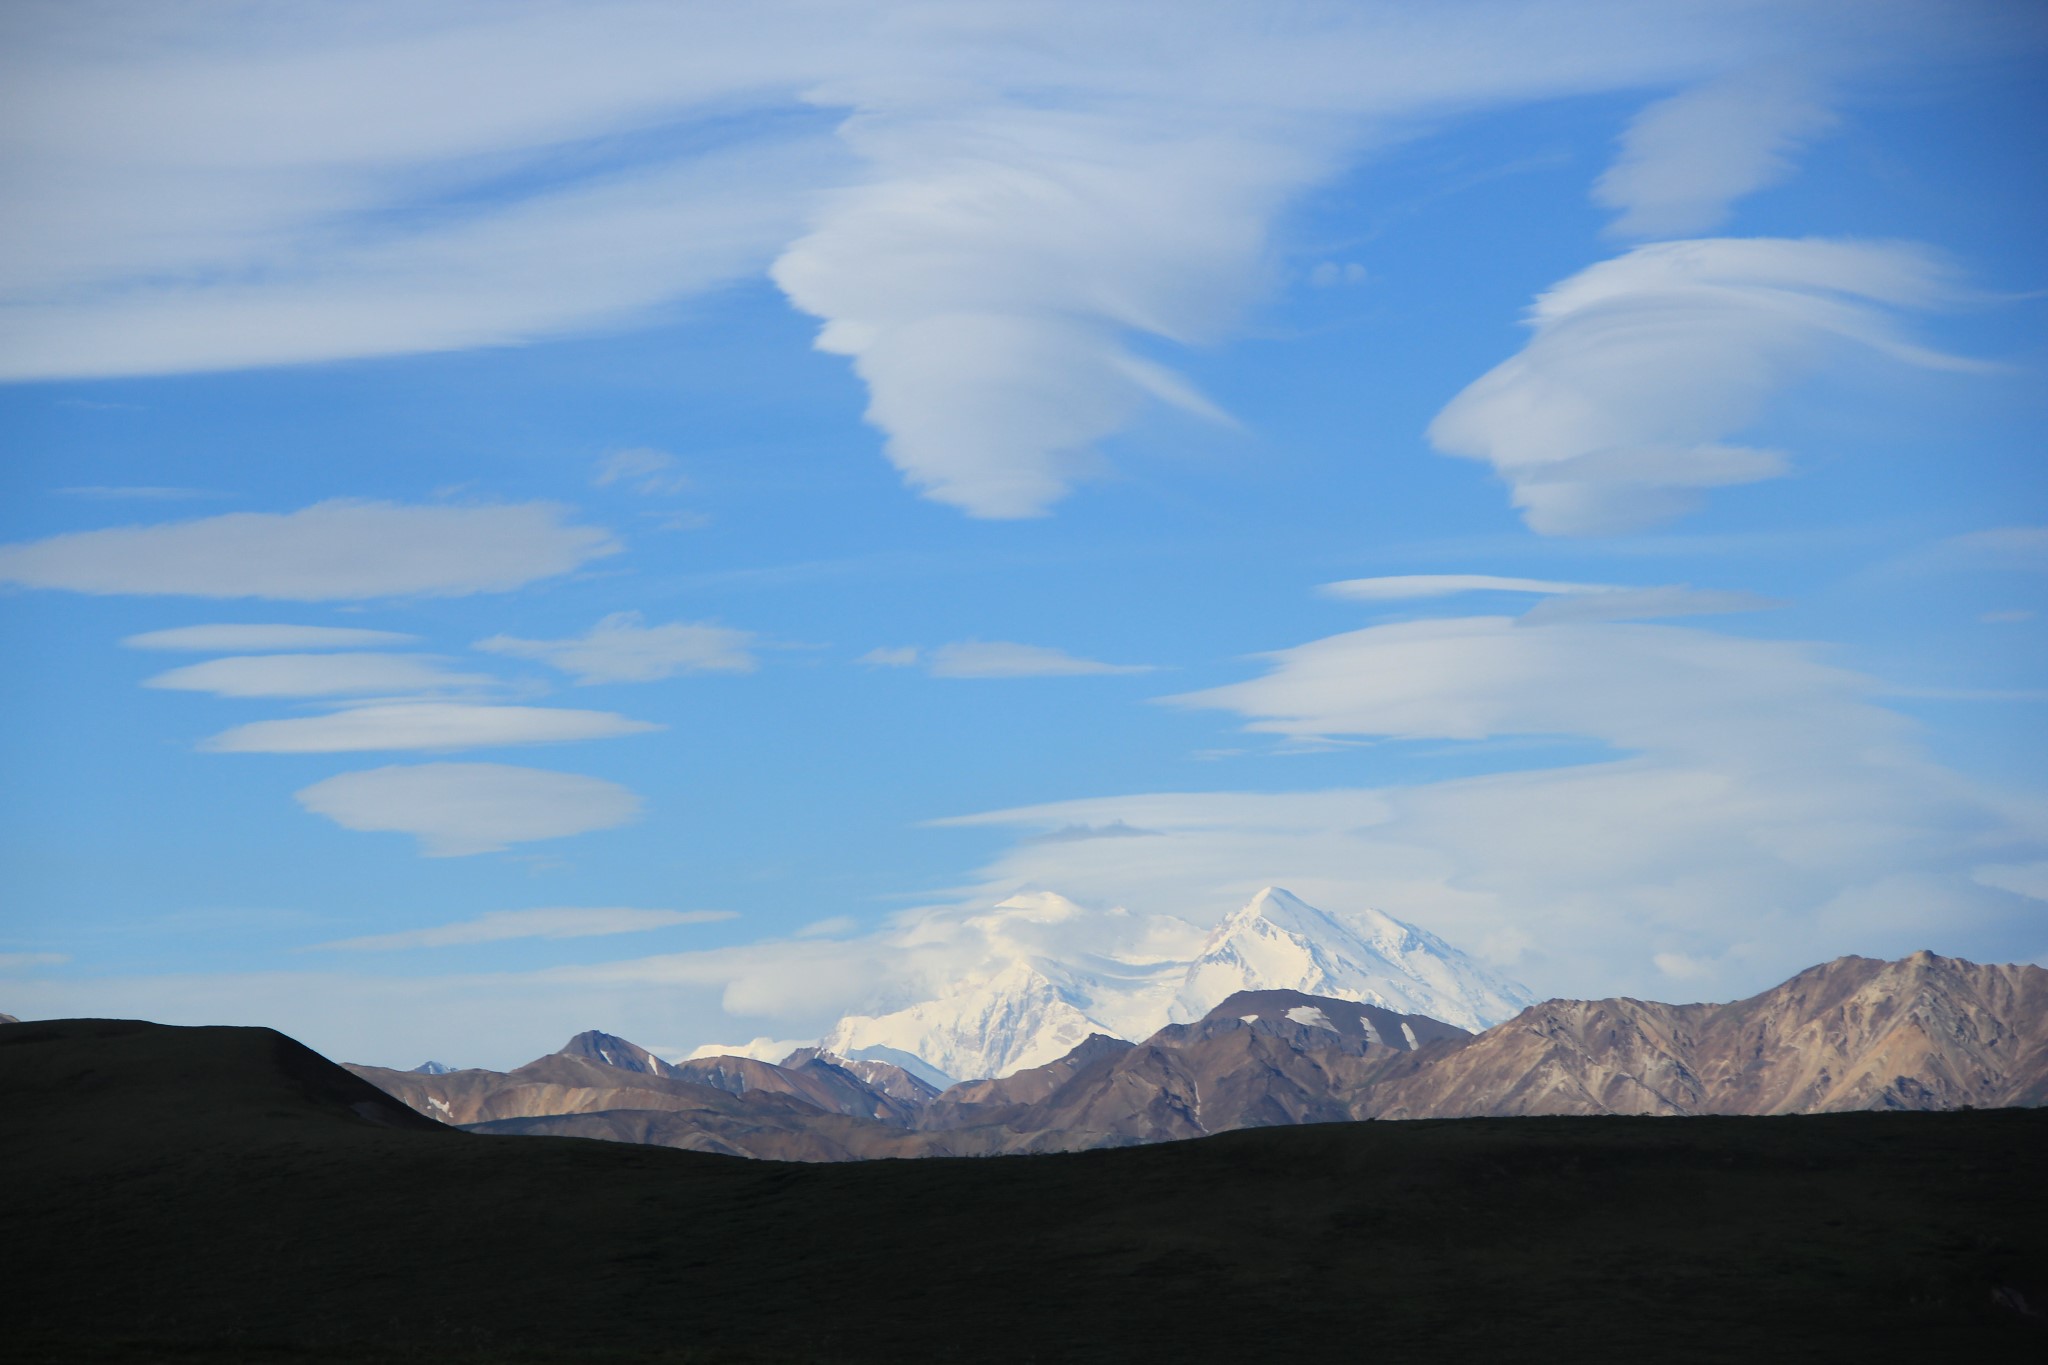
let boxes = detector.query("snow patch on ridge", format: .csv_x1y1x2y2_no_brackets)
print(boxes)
1285,1004,1336,1031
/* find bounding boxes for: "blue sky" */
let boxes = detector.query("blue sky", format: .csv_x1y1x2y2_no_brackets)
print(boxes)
1,1,2043,1067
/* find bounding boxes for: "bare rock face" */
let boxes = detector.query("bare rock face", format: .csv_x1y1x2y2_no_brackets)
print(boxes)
916,991,1472,1154
674,1049,936,1124
1367,951,2048,1119
553,1030,676,1078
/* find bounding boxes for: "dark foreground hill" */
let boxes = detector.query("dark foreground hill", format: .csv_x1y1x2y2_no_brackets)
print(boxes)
5,1017,2045,1364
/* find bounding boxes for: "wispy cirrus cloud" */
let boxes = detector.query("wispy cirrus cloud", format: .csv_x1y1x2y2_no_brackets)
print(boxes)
0,500,618,600
310,907,733,952
592,448,692,497
294,762,643,857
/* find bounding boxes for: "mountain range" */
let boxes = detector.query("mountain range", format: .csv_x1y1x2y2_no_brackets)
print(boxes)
806,886,1533,1083
346,948,2048,1161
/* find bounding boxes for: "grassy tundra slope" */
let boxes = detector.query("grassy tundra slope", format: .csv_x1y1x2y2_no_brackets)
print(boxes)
3,1017,2044,1364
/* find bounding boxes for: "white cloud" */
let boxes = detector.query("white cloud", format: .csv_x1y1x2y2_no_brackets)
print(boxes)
294,762,642,857
1652,950,1717,980
3,3,2009,516
925,642,1154,679
123,623,420,651
476,611,756,683
1595,74,1838,238
1321,574,1605,601
922,608,2037,995
550,889,1212,1035
858,646,922,668
937,757,2043,1005
310,907,734,952
684,1037,816,1064
0,130,838,381
0,500,618,599
144,653,492,699
1428,238,1981,534
592,448,691,496
1168,614,1888,760
770,104,1290,517
0,953,68,970
204,703,660,754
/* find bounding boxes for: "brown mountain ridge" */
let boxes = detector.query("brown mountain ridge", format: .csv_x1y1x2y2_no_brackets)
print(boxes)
346,950,2048,1161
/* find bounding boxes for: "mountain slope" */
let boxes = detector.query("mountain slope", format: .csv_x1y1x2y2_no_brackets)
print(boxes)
1369,951,2048,1118
348,1028,937,1158
920,990,1471,1153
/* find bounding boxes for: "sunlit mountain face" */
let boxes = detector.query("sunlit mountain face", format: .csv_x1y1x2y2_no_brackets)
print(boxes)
0,2,2043,1073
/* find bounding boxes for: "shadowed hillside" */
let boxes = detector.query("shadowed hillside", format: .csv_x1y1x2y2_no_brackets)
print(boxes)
5,1016,2045,1364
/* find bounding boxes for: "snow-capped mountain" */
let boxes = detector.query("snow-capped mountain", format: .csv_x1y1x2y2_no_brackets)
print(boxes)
821,959,1106,1085
1168,887,1530,1032
817,886,1531,1081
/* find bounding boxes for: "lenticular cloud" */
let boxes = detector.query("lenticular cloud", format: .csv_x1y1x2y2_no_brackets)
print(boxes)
294,762,643,857
1428,237,1979,535
771,107,1313,517
0,500,619,600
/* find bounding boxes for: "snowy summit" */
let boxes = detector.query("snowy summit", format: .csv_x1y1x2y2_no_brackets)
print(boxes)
818,887,1530,1082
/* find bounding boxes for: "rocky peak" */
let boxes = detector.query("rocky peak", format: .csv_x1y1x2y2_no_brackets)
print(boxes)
552,1030,676,1078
